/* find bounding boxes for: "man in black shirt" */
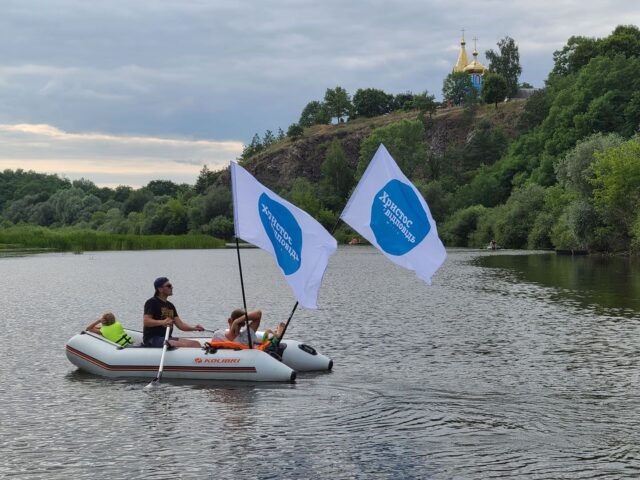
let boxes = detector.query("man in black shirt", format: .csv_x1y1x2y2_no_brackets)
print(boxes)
143,277,204,348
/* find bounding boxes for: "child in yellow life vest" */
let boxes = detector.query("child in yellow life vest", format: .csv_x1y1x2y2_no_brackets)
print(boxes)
86,312,134,347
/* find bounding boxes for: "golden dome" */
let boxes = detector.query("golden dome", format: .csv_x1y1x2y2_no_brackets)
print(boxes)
463,39,486,74
453,32,469,73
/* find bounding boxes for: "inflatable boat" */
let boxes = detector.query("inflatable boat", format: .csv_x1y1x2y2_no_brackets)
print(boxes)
65,328,332,382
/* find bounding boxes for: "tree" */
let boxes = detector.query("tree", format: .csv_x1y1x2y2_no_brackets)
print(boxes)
288,178,321,217
394,91,415,111
352,88,394,118
146,179,179,197
262,130,276,146
442,72,473,106
481,73,508,107
357,119,428,179
195,165,219,194
240,133,263,161
324,86,352,122
319,139,354,210
485,36,522,98
591,138,640,239
517,89,549,131
551,36,599,77
410,91,437,117
463,119,508,169
287,123,304,140
299,100,330,127
554,133,624,197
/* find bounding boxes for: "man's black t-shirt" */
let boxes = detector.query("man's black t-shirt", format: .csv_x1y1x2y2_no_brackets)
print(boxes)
143,296,178,343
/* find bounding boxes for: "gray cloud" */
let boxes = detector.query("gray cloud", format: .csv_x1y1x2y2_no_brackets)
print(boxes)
0,0,638,185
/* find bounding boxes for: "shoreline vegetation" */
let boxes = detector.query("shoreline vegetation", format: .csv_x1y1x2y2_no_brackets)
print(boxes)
1,27,639,255
0,226,224,253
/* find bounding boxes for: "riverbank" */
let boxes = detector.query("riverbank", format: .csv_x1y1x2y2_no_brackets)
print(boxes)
0,226,224,252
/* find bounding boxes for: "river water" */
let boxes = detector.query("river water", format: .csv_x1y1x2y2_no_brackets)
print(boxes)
2,247,640,479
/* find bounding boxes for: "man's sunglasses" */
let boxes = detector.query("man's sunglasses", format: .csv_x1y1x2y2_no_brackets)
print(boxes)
163,284,173,289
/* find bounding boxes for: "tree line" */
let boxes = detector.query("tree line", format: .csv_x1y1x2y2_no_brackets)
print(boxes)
2,26,639,254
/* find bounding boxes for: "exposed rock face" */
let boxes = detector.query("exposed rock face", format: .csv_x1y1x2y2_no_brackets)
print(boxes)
217,102,526,190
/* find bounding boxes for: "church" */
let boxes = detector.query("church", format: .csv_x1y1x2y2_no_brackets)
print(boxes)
453,32,487,91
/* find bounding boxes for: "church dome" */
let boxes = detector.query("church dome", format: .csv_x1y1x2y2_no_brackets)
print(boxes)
463,44,487,74
453,34,469,73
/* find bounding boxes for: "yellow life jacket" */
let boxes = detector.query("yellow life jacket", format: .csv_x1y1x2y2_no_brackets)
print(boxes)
100,322,134,347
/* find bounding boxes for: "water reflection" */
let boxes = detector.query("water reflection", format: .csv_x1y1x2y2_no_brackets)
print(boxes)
475,252,640,316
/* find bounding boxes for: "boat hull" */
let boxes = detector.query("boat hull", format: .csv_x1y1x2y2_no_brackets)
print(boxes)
66,332,296,382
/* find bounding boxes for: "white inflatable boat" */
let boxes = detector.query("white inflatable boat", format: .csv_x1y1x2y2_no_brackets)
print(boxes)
65,329,332,382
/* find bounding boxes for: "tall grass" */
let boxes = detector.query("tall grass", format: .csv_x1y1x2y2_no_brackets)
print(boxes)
0,226,224,251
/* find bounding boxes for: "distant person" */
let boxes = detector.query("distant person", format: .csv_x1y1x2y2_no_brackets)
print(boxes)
210,309,285,345
143,277,204,348
86,312,134,347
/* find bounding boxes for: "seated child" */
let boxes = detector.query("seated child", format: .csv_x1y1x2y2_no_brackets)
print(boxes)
86,312,134,347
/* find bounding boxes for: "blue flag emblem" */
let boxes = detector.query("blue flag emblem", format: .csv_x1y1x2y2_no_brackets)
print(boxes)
259,193,302,275
370,179,430,256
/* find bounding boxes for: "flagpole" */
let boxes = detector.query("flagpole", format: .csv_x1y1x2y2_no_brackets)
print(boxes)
235,236,253,349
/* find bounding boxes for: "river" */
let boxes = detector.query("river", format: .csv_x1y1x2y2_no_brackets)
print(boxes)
1,247,639,479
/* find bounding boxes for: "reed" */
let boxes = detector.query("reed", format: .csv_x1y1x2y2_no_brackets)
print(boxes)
0,226,224,251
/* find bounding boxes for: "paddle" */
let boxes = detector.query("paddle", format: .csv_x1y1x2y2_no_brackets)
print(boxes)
144,325,171,389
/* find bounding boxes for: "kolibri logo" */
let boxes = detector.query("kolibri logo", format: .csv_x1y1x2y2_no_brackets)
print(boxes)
370,179,430,256
258,193,302,275
194,357,241,364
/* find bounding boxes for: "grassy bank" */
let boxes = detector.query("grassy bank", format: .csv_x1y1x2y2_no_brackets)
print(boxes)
0,226,225,251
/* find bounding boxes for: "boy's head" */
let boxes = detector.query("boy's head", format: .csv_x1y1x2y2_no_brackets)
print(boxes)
101,312,116,326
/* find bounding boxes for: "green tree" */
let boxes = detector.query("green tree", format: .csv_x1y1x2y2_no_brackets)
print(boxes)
324,86,352,122
485,36,522,97
591,138,640,242
240,133,263,161
146,179,179,197
352,88,394,118
394,91,415,111
554,132,624,197
357,120,428,179
319,139,354,210
462,119,508,169
480,73,508,108
288,178,321,217
410,91,437,117
287,123,304,140
194,165,219,194
442,72,473,106
551,36,599,77
299,101,330,127
517,89,549,131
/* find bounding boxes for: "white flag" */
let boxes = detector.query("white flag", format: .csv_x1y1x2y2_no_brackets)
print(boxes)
340,144,446,284
231,162,337,308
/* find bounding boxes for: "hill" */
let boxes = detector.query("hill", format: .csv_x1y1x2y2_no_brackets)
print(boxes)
217,100,527,191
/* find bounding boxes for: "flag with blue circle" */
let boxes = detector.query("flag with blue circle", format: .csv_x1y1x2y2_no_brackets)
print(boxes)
231,162,337,308
340,144,446,284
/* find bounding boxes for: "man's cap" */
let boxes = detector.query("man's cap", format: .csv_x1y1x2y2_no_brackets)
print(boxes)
154,277,169,289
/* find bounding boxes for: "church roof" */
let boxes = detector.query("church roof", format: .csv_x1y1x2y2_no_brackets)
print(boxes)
462,39,487,74
453,34,469,73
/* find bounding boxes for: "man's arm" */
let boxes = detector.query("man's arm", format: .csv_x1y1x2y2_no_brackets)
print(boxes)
174,316,204,332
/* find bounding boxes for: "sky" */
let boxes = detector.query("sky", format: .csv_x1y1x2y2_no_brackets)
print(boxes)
0,1,638,188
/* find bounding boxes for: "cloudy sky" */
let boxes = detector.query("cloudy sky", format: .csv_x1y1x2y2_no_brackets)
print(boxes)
0,1,638,187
